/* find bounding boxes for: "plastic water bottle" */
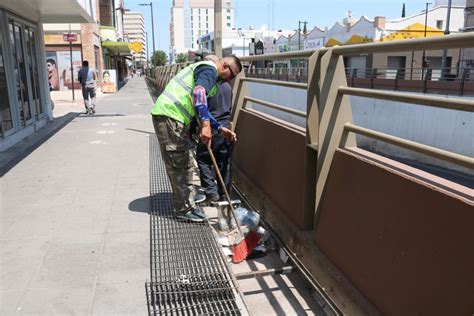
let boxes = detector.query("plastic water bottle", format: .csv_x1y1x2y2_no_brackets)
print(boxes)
235,207,260,229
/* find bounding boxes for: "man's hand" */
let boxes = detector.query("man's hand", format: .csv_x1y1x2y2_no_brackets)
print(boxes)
200,120,212,145
219,127,237,142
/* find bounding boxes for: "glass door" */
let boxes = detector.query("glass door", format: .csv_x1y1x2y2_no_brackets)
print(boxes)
24,26,42,118
0,28,13,138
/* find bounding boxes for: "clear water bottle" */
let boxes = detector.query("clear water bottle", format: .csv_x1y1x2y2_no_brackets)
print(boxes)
235,207,260,229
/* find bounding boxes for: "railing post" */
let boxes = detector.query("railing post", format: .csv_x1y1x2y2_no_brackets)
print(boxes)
231,67,249,128
314,49,356,227
423,68,432,93
302,50,321,230
371,68,377,89
460,68,468,96
351,68,357,87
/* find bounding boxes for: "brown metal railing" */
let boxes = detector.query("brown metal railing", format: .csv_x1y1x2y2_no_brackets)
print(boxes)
146,32,474,314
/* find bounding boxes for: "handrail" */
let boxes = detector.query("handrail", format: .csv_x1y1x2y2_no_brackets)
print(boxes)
239,50,315,62
331,33,474,56
239,33,474,62
338,87,474,112
244,96,307,118
241,77,308,89
343,123,474,169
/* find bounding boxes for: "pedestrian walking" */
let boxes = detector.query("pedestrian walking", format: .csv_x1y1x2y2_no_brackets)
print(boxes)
78,60,97,115
151,55,241,222
195,81,234,203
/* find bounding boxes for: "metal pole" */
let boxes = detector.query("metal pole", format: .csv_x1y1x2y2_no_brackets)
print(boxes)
150,2,156,53
440,0,452,80
214,0,223,57
146,31,149,66
421,2,431,78
68,24,75,101
298,21,301,51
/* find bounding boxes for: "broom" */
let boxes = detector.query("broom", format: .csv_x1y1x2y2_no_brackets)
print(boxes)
199,119,260,263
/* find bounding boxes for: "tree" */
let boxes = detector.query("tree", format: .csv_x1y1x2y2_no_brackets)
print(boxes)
151,50,168,66
401,3,406,18
176,53,187,63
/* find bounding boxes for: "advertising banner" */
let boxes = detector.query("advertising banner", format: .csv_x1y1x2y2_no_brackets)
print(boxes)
102,69,117,93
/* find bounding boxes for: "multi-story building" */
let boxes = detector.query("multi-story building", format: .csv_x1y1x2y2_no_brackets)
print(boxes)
170,0,235,59
0,0,95,151
124,11,147,65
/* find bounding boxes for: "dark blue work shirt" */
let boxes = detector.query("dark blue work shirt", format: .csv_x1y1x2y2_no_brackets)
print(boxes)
208,82,232,129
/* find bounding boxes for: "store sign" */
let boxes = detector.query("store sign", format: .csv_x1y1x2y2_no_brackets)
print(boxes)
129,41,143,53
63,33,78,42
44,34,82,45
304,38,323,50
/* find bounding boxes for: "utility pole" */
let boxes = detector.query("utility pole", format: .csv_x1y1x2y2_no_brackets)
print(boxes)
440,0,452,80
298,20,307,51
214,0,223,57
139,2,155,54
421,2,432,78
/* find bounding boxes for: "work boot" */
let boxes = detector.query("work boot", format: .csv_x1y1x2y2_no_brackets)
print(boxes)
175,207,206,222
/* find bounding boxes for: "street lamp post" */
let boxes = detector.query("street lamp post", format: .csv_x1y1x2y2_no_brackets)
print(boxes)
146,31,149,67
238,28,246,56
139,2,155,54
421,2,432,78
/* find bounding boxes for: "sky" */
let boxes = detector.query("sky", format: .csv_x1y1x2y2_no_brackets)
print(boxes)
124,0,444,54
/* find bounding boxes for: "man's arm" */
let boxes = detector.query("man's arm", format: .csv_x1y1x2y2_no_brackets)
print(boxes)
193,65,220,144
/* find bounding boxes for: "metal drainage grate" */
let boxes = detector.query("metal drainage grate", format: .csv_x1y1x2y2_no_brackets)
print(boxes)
147,136,248,315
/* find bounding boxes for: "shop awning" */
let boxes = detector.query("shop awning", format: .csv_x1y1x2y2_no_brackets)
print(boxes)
102,41,132,56
6,0,95,23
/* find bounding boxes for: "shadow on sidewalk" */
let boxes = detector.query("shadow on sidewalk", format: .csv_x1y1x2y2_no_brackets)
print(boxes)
129,196,151,214
129,193,175,215
0,112,79,177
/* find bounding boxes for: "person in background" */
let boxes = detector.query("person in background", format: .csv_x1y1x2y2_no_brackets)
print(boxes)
151,55,241,222
78,60,97,115
195,80,234,203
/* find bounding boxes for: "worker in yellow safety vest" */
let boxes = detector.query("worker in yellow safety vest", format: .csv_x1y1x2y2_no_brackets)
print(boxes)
151,55,242,222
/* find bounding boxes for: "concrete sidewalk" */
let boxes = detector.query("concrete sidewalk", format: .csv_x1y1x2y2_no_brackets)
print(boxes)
1,77,153,314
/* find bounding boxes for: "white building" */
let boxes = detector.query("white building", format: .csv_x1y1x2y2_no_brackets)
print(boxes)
170,0,235,58
198,27,293,57
124,11,147,63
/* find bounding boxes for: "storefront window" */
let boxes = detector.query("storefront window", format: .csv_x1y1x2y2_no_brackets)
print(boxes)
0,32,13,137
9,19,32,125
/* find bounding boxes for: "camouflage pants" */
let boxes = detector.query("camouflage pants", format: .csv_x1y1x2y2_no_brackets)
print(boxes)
152,115,198,213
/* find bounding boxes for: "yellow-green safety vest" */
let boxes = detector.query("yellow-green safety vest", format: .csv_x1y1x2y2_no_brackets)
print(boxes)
151,61,218,125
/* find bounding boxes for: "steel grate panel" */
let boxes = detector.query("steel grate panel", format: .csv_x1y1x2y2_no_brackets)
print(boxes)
147,137,248,315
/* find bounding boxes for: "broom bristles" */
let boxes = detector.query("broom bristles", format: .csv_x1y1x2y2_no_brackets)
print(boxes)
231,230,261,263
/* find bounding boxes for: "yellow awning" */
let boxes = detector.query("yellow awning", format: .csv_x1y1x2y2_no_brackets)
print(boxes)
102,41,131,56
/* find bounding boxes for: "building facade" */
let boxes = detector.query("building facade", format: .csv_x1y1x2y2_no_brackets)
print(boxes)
170,0,235,59
0,0,95,151
124,11,147,65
